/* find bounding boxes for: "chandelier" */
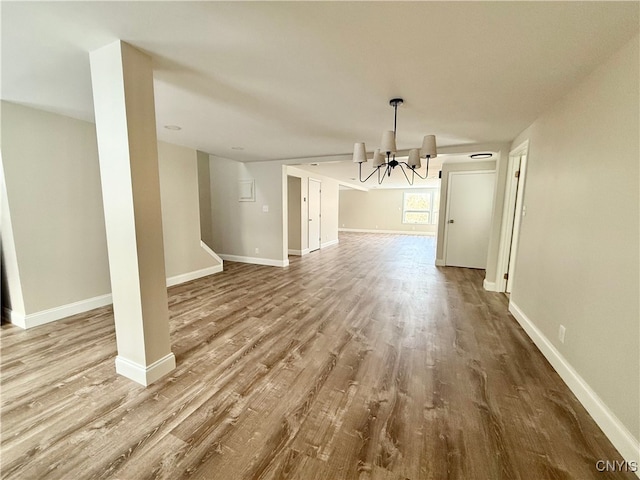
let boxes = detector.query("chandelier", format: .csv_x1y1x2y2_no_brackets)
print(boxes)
352,98,437,185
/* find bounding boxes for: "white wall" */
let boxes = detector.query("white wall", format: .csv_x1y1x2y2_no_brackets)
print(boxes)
1,101,111,315
1,102,220,326
197,150,215,250
339,188,438,235
158,142,221,279
209,156,287,266
320,179,339,248
509,35,639,458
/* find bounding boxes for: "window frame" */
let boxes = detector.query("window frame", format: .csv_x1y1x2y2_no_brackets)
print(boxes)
402,190,439,225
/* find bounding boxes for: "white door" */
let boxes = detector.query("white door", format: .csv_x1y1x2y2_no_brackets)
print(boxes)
308,179,321,252
444,171,496,269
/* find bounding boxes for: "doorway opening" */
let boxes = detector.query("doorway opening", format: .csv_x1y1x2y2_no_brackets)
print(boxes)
497,141,529,293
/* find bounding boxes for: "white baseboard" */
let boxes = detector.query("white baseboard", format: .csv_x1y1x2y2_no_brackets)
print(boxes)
509,301,640,469
339,228,435,236
288,248,309,256
7,262,226,330
200,241,223,264
2,306,26,328
8,293,113,330
115,352,176,387
435,259,445,266
321,239,339,248
166,264,223,287
483,279,498,291
218,254,289,268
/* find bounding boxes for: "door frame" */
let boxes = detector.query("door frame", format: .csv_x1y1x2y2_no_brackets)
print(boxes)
308,178,322,252
443,169,496,267
496,140,529,292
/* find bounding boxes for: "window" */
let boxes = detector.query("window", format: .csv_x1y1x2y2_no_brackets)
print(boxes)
402,190,440,225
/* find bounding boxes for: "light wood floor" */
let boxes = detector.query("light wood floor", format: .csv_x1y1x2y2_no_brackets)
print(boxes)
1,233,632,479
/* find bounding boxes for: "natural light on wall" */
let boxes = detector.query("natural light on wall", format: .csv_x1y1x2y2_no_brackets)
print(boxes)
402,190,440,225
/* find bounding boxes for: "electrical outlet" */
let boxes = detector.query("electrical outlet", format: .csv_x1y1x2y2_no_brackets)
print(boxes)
558,325,566,344
255,247,259,254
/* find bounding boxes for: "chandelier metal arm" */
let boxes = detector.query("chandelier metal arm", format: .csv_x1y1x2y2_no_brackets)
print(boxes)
399,156,430,180
400,161,429,180
358,162,380,183
398,164,415,186
378,164,391,184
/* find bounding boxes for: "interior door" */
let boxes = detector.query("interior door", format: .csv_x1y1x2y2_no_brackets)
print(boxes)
445,171,496,269
308,179,321,252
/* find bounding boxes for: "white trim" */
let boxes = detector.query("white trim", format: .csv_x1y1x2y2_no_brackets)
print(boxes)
482,279,497,291
506,150,528,293
115,353,176,387
200,240,223,264
435,259,446,266
3,307,26,329
308,178,322,252
510,139,530,157
339,228,436,236
288,248,310,256
496,140,530,292
509,301,640,468
164,241,224,286
321,239,339,248
9,293,113,330
166,264,223,287
496,155,520,292
218,254,289,268
7,256,225,330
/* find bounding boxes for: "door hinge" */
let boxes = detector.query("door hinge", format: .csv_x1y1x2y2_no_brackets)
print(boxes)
515,170,520,178
503,273,509,280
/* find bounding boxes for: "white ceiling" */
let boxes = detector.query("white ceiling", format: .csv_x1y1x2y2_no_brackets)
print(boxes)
2,2,638,166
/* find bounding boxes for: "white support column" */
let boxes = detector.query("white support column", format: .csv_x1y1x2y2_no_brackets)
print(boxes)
90,40,175,386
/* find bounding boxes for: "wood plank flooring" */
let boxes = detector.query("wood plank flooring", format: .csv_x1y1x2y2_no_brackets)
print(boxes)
1,233,633,479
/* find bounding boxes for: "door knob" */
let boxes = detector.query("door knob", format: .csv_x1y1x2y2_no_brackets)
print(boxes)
448,219,455,224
